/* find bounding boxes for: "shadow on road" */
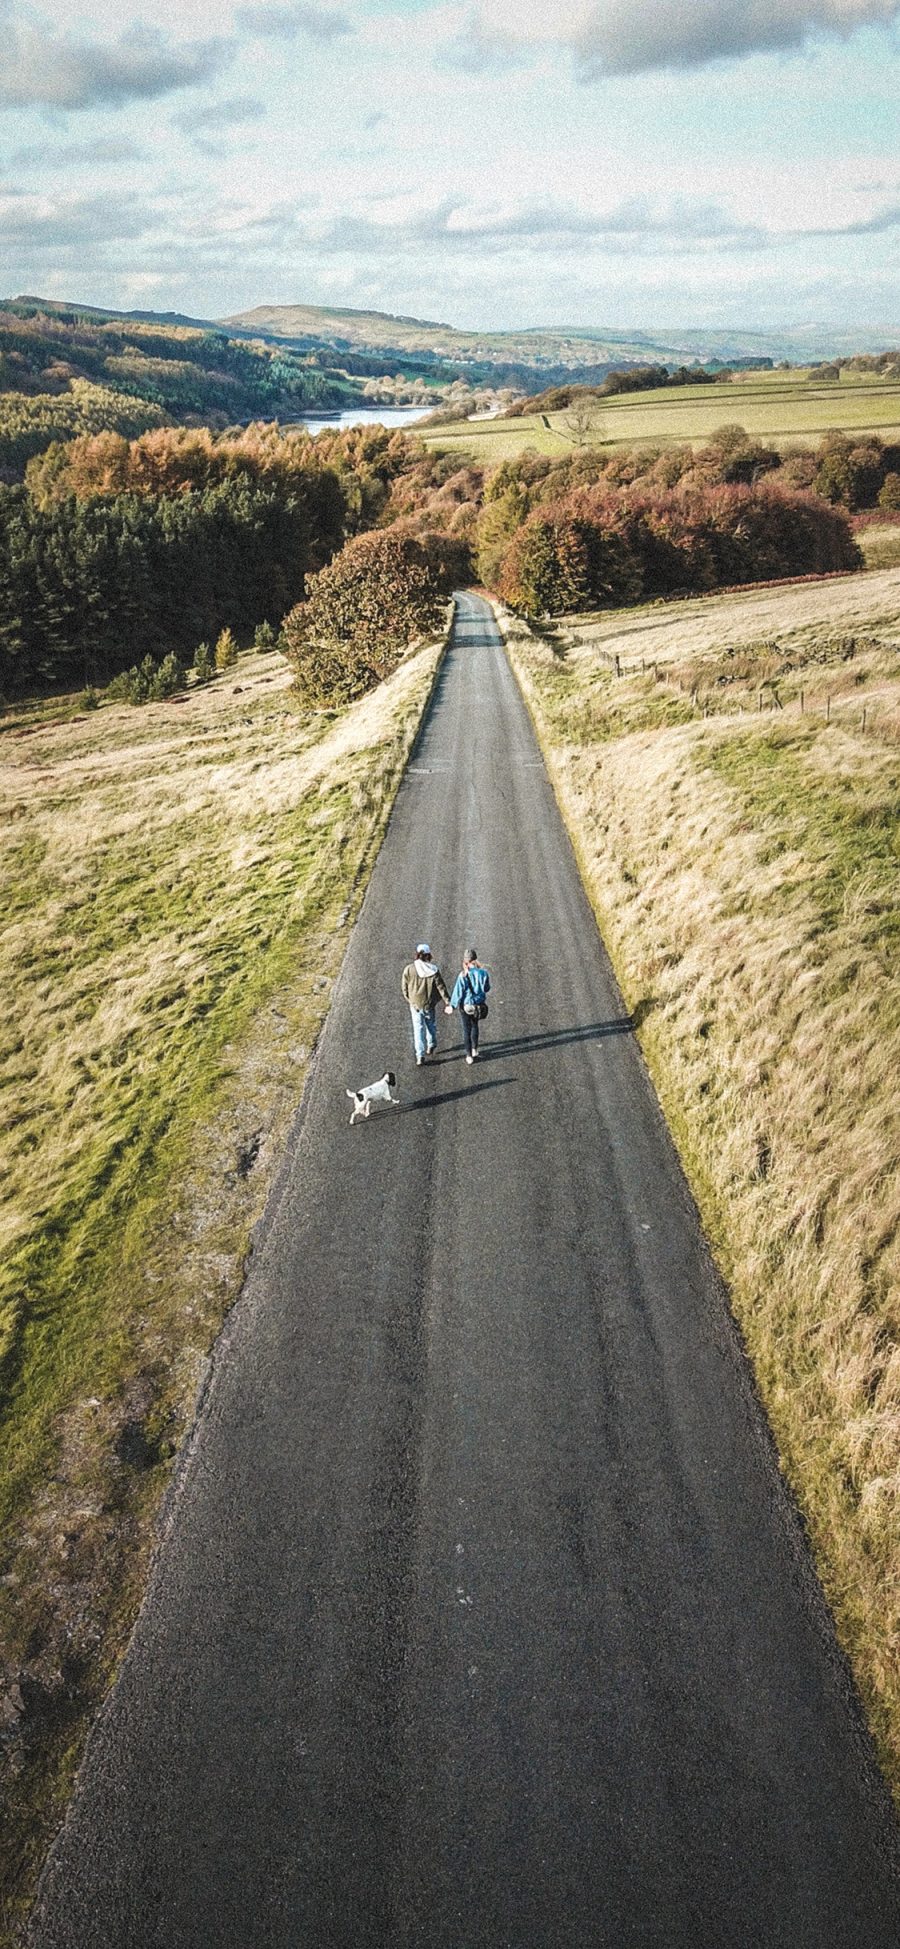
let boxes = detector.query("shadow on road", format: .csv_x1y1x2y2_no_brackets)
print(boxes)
479,1017,635,1061
401,1078,517,1113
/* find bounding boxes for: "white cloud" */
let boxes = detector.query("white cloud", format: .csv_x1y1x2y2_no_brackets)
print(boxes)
801,199,900,234
4,0,900,331
0,20,233,111
447,0,900,76
8,136,144,167
0,182,774,281
0,185,156,252
288,192,771,258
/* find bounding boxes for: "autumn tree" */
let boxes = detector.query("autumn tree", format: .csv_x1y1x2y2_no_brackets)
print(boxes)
214,626,237,670
494,483,860,617
282,529,446,706
475,477,530,588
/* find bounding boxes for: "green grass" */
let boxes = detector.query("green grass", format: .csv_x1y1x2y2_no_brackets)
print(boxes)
706,730,900,960
424,368,900,462
2,775,345,1427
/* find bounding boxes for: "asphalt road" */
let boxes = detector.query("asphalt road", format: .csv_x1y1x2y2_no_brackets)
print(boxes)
31,593,900,1947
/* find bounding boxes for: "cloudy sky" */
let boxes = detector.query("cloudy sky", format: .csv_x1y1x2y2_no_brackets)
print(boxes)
2,0,900,330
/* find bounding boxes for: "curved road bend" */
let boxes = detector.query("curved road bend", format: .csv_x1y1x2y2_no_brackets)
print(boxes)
32,593,900,1947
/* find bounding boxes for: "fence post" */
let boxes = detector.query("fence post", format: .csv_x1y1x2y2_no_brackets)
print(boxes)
826,695,831,723
800,689,805,715
614,653,621,678
862,706,868,733
758,688,764,713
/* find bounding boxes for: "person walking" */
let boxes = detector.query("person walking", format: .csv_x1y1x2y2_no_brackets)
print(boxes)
446,948,491,1065
402,942,451,1065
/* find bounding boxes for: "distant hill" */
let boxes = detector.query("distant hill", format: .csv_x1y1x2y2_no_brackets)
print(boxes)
1,296,359,416
9,295,228,333
223,303,900,379
4,296,900,471
220,304,623,388
9,295,900,397
0,297,366,471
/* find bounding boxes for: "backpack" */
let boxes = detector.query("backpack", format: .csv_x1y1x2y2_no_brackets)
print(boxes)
463,969,489,1019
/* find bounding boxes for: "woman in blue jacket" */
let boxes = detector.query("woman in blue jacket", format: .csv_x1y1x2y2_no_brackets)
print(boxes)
446,948,491,1065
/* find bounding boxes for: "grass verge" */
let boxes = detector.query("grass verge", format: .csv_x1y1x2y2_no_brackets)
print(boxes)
0,630,449,1940
856,520,900,572
498,578,900,1802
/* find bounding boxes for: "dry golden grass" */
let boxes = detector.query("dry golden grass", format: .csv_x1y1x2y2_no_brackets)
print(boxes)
547,561,900,668
857,523,900,572
501,579,900,1797
1,649,442,1358
538,566,900,750
0,654,440,1309
0,633,447,1936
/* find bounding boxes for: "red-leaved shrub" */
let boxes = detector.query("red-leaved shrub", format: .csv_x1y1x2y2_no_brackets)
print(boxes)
496,482,860,617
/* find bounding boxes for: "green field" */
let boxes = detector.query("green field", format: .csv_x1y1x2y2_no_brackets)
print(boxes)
424,368,900,462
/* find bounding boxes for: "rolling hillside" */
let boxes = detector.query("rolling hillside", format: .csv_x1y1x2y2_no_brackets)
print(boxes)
0,298,356,422
423,366,900,460
223,302,900,383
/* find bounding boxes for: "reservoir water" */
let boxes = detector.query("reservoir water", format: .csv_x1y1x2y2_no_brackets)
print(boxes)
299,404,433,437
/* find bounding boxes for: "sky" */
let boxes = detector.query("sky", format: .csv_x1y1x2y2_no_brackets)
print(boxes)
2,0,900,332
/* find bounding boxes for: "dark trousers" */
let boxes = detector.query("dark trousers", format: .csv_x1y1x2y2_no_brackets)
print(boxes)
462,1008,480,1057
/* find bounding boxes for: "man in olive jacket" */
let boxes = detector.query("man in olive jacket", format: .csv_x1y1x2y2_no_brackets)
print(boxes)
402,942,450,1065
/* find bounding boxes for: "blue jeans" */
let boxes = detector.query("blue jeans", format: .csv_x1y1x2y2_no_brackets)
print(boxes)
410,1005,436,1060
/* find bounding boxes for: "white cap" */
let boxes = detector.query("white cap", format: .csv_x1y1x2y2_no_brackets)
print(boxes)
416,942,431,956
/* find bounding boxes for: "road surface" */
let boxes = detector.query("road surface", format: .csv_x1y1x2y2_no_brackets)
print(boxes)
31,593,900,1947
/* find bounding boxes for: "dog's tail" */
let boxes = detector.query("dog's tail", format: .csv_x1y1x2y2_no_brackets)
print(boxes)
346,1088,357,1101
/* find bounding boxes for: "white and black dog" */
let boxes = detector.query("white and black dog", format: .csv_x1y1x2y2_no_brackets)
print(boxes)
346,1070,400,1125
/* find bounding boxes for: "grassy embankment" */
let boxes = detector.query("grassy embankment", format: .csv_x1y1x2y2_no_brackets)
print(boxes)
425,367,900,462
0,631,447,1937
499,564,900,1796
855,520,900,571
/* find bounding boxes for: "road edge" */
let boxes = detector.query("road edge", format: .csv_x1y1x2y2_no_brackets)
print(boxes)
17,606,458,1949
492,591,900,1833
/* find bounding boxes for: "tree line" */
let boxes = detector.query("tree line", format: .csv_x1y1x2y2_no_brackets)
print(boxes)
0,381,168,476
0,304,353,471
471,426,890,616
0,411,874,704
0,425,464,698
489,482,859,618
478,423,900,514
504,365,722,417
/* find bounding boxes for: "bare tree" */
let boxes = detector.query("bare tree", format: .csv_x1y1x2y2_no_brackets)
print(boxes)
564,398,599,446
